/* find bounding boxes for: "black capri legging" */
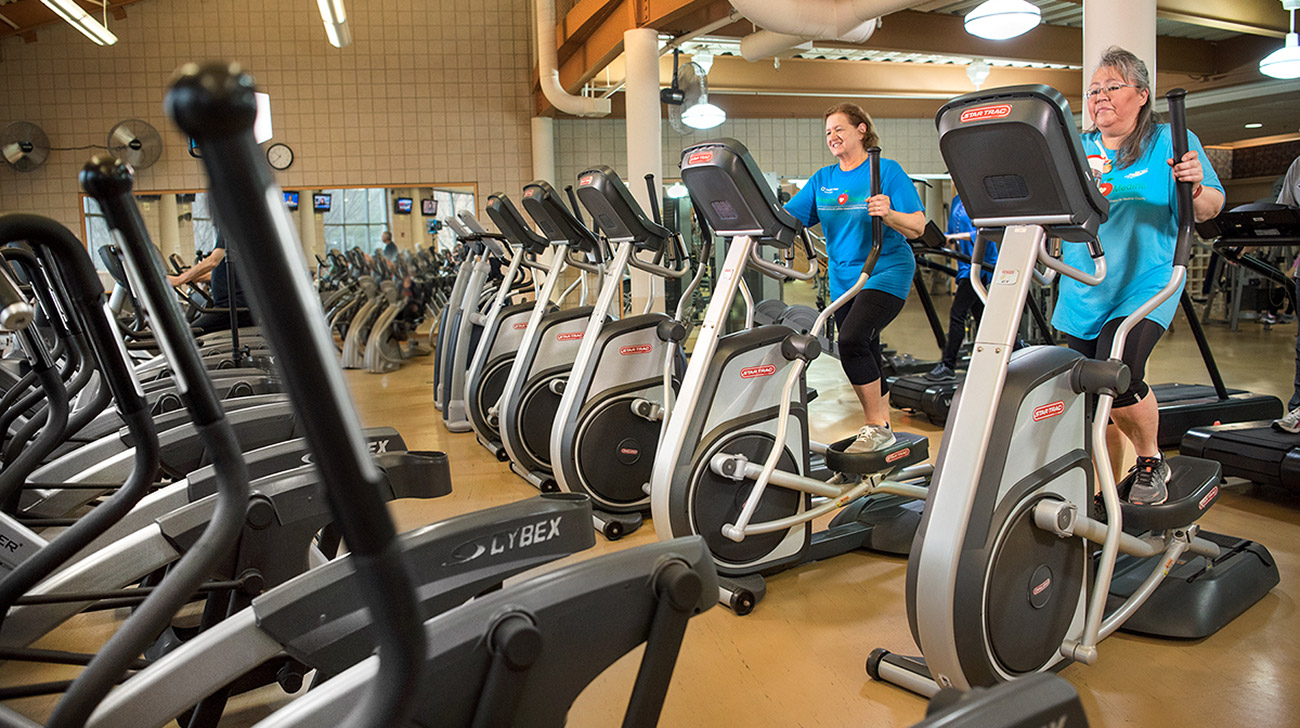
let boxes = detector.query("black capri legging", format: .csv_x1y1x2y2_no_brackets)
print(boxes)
833,289,906,391
1064,317,1165,408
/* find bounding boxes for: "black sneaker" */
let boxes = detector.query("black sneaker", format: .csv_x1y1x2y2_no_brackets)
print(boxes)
924,363,956,381
1127,455,1170,506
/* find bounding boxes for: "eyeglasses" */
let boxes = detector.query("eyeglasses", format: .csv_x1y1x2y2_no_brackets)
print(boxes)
1085,83,1137,101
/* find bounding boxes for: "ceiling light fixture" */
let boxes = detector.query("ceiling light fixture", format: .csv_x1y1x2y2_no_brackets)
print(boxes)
681,96,726,130
966,59,992,88
40,0,117,46
1245,122,1264,129
317,0,352,48
964,0,1041,41
666,182,689,199
1260,2,1300,79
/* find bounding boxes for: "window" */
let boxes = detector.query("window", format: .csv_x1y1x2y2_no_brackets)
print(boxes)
430,189,477,253
321,188,389,253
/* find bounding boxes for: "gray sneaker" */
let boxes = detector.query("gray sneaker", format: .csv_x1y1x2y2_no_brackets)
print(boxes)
1127,455,1170,506
844,424,896,454
1274,406,1300,434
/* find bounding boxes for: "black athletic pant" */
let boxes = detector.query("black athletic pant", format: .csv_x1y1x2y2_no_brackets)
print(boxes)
940,278,983,369
833,289,906,392
1064,317,1165,408
1292,276,1300,410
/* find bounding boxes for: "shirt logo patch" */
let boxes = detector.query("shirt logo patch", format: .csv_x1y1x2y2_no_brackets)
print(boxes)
1099,182,1114,196
837,193,849,205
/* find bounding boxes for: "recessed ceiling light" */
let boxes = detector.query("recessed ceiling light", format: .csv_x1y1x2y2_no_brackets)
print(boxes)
1245,122,1264,129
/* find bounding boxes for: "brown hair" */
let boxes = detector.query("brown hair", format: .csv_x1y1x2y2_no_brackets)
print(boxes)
1088,46,1157,170
824,102,879,151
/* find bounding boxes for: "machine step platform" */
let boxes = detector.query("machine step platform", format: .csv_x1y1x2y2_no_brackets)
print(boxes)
824,431,929,476
1114,455,1221,533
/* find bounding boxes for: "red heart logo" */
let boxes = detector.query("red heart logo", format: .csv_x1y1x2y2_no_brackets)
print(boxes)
1099,183,1113,196
838,193,848,205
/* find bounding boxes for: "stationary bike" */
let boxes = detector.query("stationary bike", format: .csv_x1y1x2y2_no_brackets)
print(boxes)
649,139,931,614
868,85,1279,695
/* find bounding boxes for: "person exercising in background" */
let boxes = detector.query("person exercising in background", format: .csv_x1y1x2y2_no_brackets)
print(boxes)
1055,46,1224,505
784,102,927,457
167,232,255,334
926,194,994,381
381,230,399,259
1271,154,1300,432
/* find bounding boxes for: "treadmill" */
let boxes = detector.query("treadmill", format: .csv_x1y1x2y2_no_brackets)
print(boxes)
1181,204,1300,488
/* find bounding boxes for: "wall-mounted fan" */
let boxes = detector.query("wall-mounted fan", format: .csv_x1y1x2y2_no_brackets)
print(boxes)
108,119,163,169
1,122,51,173
667,60,725,132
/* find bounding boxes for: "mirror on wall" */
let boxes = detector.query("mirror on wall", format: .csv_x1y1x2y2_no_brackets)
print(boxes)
80,184,477,274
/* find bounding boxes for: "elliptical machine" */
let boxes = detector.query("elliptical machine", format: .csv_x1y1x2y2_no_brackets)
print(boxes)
649,139,931,614
549,166,701,539
465,192,551,460
497,181,606,491
868,85,1278,696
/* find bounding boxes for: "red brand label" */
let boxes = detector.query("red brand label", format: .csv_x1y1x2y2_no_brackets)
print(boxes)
525,188,536,197
620,447,639,455
619,344,653,355
959,104,1013,123
557,332,584,341
579,175,594,186
740,364,777,379
885,448,910,464
1032,400,1065,422
1199,485,1218,510
512,322,528,330
686,150,714,165
1033,577,1051,596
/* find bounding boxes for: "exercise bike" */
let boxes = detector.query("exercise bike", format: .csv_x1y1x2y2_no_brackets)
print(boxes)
649,140,931,614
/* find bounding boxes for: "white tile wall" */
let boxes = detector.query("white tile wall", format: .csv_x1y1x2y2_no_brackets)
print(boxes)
554,116,947,188
0,0,536,236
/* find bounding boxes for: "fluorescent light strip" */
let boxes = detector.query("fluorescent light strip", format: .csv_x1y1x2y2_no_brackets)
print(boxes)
40,0,118,46
317,0,352,48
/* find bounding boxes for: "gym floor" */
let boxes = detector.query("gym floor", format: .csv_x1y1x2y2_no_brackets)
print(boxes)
4,284,1298,726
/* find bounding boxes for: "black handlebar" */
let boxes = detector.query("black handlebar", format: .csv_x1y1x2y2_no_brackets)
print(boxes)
864,146,884,276
1166,88,1194,269
645,173,663,226
166,61,424,728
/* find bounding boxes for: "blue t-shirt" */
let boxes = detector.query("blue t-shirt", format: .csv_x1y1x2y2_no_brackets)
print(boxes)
1052,124,1222,339
947,195,996,283
784,157,924,300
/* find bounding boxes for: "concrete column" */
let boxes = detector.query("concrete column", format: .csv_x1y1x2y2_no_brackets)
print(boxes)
157,194,181,260
409,188,424,250
1083,0,1157,123
299,201,319,262
532,117,555,184
624,27,664,310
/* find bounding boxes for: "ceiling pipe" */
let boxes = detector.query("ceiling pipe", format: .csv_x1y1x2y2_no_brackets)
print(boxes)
536,0,610,116
731,0,922,60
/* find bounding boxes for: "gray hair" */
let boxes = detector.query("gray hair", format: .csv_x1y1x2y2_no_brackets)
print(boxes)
1088,46,1157,169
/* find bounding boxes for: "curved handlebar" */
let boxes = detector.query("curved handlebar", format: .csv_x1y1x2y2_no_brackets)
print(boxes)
864,146,883,277
166,60,424,728
1166,88,1194,269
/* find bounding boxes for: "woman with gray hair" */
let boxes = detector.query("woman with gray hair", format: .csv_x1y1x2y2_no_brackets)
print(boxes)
1053,46,1225,506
